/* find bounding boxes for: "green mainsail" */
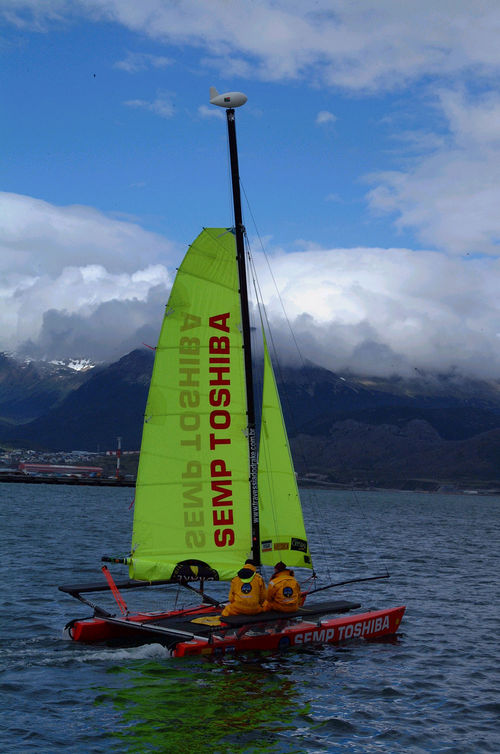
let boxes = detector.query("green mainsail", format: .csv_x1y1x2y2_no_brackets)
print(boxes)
129,227,311,583
129,229,252,582
257,336,312,569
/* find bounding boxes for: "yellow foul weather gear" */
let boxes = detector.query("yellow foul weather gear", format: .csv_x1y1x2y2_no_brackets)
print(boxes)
221,563,266,617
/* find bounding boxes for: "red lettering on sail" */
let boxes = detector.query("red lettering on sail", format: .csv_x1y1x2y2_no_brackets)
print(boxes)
209,313,230,332
209,388,230,407
209,336,230,354
209,364,230,385
211,480,233,506
210,410,230,430
210,460,232,477
210,433,231,450
209,314,235,548
215,528,235,547
213,509,234,526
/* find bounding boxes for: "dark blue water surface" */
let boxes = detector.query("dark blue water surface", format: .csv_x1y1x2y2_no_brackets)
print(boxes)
1,483,499,753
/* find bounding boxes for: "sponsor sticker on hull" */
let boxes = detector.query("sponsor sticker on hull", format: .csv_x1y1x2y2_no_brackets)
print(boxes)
292,614,391,645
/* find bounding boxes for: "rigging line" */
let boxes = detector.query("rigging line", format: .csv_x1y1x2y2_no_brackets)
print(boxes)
240,181,393,584
242,202,331,580
246,234,325,582
247,239,316,588
248,250,317,587
241,181,334,582
245,237,282,545
240,181,304,366
249,247,328,580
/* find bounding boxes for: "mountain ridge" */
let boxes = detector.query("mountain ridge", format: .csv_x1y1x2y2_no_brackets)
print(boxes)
0,352,95,424
2,349,500,486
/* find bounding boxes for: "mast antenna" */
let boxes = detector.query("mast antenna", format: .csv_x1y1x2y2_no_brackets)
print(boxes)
209,87,247,108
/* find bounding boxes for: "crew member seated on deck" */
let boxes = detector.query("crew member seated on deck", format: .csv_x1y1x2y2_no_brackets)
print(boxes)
221,559,266,617
262,561,302,613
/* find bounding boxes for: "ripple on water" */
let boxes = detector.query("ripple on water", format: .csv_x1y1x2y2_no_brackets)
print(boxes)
2,487,500,753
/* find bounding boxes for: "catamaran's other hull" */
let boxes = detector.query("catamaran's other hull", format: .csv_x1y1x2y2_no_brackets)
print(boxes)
64,605,405,657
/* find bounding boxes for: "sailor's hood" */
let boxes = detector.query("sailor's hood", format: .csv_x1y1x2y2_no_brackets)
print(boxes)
237,564,257,581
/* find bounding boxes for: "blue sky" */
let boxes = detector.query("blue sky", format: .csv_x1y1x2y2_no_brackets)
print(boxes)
2,1,500,377
2,16,410,249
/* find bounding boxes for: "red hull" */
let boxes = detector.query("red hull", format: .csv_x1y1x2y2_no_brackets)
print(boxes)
65,603,218,644
65,605,405,657
174,606,405,657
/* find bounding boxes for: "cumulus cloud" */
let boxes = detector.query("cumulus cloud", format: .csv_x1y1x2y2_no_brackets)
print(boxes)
19,282,169,362
251,245,500,378
1,259,171,361
2,189,500,377
4,2,500,376
367,89,500,255
0,192,176,359
0,192,174,275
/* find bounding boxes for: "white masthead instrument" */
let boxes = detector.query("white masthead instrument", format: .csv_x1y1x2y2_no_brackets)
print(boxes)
209,86,247,108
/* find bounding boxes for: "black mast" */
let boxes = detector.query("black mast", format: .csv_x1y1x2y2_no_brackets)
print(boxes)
224,102,260,565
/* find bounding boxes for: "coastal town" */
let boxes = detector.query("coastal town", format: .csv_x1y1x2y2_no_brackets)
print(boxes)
1,446,498,495
0,448,139,485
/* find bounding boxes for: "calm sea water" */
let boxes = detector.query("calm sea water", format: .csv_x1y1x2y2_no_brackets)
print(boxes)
1,483,499,753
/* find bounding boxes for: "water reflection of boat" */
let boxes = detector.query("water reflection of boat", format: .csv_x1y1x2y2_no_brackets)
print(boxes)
96,656,304,752
59,88,405,657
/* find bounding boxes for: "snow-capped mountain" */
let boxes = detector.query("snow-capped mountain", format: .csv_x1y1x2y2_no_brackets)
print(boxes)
48,358,96,372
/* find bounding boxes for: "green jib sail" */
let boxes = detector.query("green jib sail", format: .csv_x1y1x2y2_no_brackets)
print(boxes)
129,229,252,582
257,335,312,569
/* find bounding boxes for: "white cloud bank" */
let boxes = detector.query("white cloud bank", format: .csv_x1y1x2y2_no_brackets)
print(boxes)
5,1,500,91
2,190,500,377
253,245,500,379
0,192,174,275
3,2,500,375
0,193,175,360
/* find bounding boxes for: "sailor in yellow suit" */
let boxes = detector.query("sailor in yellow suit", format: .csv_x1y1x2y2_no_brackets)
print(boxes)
221,559,266,617
262,561,302,613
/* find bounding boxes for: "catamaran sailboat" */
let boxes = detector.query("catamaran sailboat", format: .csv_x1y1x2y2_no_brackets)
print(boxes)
59,89,405,657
